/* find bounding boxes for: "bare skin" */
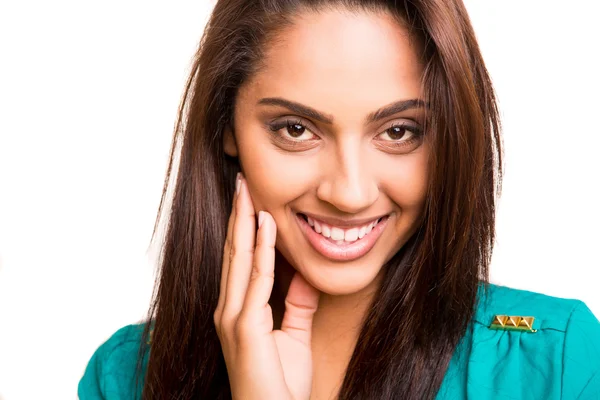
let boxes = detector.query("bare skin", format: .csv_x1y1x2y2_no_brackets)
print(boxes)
217,8,429,400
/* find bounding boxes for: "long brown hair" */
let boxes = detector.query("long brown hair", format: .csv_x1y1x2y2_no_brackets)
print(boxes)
137,0,502,398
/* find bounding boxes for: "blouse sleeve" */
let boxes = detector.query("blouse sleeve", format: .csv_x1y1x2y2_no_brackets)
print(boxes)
78,324,147,400
561,301,600,399
78,338,106,400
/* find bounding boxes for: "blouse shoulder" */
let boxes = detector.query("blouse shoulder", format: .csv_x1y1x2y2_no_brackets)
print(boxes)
439,283,600,399
561,299,600,398
78,324,149,400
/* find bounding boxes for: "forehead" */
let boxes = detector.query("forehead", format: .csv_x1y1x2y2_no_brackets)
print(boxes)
239,9,424,118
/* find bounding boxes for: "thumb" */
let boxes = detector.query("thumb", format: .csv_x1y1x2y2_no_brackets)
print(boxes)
280,272,320,346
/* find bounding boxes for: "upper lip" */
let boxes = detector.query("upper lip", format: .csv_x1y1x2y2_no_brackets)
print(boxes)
298,211,390,228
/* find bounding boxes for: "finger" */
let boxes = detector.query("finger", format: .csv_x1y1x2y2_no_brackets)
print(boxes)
280,272,320,346
215,173,241,319
243,211,277,314
222,175,257,317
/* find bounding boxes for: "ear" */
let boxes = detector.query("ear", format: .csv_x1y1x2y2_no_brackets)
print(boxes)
223,125,238,157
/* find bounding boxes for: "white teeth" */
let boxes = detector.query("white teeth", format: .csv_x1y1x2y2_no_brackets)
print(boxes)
304,214,384,244
344,228,359,242
330,227,345,241
358,226,367,239
314,220,322,233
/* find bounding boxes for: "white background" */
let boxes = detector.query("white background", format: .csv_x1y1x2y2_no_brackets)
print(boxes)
0,1,598,399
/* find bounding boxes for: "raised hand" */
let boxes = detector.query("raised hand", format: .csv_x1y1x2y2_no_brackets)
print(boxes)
214,173,321,400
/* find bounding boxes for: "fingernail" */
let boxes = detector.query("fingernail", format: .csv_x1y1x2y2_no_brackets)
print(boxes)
236,173,241,195
258,211,265,228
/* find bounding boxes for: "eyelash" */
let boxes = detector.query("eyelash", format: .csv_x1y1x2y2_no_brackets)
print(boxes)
268,119,316,140
267,118,424,149
378,122,424,148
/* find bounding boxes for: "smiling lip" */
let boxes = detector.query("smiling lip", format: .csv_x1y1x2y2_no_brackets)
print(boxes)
295,213,390,262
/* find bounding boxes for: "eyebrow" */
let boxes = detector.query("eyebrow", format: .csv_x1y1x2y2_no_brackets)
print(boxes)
257,97,426,125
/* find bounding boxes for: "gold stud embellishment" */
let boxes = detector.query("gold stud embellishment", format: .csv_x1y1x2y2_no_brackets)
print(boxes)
489,315,537,333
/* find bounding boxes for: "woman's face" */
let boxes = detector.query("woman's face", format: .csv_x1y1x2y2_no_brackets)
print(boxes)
225,9,429,296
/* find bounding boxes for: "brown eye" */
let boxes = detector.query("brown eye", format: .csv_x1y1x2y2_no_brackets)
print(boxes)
378,124,417,142
287,122,306,138
374,121,425,154
387,125,409,140
268,119,317,142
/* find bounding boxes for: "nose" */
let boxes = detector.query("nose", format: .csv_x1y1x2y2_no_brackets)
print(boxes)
316,139,379,213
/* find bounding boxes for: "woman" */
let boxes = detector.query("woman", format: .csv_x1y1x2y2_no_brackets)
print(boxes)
79,0,600,399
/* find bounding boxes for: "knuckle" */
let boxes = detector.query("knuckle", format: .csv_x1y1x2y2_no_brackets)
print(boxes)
213,314,222,336
250,264,262,282
223,237,232,252
234,314,255,338
250,262,274,283
230,244,254,260
255,235,275,250
218,314,237,339
229,245,237,260
213,308,227,325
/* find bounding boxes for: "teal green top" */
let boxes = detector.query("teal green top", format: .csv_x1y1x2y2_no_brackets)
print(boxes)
78,284,600,399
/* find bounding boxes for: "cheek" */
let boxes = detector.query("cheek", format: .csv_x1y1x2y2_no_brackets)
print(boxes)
239,140,318,211
380,152,429,210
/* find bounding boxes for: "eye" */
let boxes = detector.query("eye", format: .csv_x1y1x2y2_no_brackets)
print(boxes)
268,119,318,142
373,121,424,153
377,123,420,142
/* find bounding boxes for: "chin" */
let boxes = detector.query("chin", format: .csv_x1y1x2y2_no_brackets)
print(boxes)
282,250,389,296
